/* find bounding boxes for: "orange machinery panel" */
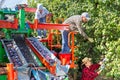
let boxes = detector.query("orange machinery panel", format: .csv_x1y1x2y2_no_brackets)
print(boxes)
0,18,18,29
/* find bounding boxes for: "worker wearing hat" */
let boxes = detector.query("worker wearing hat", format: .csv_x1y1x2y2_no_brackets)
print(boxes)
60,12,94,53
81,57,102,80
35,3,49,23
35,3,52,38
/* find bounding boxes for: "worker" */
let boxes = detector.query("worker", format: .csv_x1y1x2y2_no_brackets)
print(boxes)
35,3,52,38
60,12,93,53
81,57,102,80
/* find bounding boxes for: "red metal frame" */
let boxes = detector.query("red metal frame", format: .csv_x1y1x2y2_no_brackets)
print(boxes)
28,19,69,50
25,38,56,75
68,32,78,68
58,32,78,68
28,19,78,68
24,7,37,13
28,19,69,30
37,23,69,30
47,31,61,50
0,18,18,29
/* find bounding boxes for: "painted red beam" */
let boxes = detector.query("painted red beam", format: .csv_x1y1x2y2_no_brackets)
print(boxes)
24,7,37,13
37,23,69,30
0,20,11,28
28,22,69,30
25,38,56,75
0,18,18,29
27,22,34,29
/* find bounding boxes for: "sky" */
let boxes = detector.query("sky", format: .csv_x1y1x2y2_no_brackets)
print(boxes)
0,0,27,9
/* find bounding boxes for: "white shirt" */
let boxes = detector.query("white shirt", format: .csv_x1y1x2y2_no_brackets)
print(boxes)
35,7,49,19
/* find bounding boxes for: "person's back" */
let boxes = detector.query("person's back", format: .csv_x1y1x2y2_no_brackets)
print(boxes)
63,15,81,24
63,15,82,31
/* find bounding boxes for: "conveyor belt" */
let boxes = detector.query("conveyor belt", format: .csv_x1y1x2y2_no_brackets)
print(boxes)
26,37,69,76
1,39,27,67
28,38,60,65
13,35,39,66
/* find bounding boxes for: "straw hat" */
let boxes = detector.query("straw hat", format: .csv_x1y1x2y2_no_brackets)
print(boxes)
82,57,91,65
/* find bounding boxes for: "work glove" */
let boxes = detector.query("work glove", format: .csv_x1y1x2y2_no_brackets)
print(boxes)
99,64,105,71
88,38,94,43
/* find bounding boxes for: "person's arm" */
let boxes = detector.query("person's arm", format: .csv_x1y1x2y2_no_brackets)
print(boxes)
44,8,53,23
97,70,102,75
44,7,49,16
35,11,40,19
91,64,101,71
46,8,49,14
77,24,89,39
76,20,93,42
83,68,99,78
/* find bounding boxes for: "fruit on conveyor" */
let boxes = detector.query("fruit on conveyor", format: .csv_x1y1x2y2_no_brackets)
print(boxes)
29,38,55,65
4,40,23,67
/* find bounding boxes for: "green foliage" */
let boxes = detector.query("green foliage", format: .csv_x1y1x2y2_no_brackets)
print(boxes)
27,0,120,79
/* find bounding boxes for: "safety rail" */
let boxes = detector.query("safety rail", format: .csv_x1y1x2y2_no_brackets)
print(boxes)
28,19,69,30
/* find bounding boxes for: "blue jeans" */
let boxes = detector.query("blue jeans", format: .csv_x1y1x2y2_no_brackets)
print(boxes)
37,29,47,37
60,30,70,53
37,17,47,37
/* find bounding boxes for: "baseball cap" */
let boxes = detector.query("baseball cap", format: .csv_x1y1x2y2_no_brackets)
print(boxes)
81,12,91,21
37,3,43,10
82,57,91,65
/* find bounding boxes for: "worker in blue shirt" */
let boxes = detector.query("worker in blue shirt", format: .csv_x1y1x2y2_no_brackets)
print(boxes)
35,3,51,38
